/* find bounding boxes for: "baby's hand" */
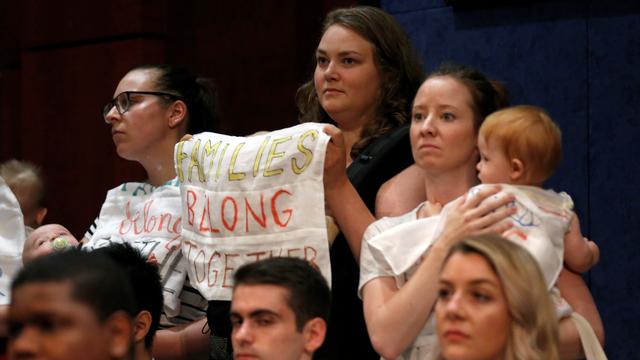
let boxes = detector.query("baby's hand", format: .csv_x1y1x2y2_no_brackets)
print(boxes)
586,238,600,267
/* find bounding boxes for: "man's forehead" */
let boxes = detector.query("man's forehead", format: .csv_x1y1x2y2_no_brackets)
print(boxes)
10,281,93,320
231,284,291,314
12,281,75,306
14,280,73,294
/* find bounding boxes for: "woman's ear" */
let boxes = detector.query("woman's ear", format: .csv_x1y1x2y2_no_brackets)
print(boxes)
167,100,187,129
510,158,525,182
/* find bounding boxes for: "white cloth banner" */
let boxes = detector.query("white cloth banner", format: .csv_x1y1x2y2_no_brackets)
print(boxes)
0,177,26,305
175,123,331,300
368,184,571,289
83,180,186,317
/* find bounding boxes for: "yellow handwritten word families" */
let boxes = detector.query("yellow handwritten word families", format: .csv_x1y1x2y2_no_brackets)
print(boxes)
175,129,319,184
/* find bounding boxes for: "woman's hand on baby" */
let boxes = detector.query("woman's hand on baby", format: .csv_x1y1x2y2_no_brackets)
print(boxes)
437,185,516,248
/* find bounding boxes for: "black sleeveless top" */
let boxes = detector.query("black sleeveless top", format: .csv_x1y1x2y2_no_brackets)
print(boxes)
316,124,415,359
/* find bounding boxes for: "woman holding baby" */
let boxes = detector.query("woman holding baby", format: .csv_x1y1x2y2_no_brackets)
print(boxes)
325,62,604,359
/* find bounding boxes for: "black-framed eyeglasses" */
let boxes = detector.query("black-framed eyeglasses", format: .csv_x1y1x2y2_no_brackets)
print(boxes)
102,91,181,122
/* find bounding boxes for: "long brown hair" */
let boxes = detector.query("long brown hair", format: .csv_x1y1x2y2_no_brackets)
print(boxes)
296,6,424,158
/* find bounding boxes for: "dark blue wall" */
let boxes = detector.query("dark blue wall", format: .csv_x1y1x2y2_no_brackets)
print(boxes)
382,0,640,358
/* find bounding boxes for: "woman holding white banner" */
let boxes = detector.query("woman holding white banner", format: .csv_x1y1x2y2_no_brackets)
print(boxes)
357,63,603,359
296,6,425,359
85,64,218,360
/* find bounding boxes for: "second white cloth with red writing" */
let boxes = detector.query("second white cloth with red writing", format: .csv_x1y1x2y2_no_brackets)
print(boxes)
175,123,331,301
83,180,186,319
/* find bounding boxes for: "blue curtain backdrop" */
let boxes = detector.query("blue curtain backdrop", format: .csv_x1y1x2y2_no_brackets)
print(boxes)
381,0,640,358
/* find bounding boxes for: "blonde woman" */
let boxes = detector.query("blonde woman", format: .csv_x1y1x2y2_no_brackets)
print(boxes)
436,235,559,360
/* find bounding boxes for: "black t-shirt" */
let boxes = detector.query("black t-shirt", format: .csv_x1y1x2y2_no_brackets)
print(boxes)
316,124,414,360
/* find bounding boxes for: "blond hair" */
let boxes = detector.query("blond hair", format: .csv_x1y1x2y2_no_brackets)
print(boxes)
479,105,562,184
0,159,46,209
440,235,559,360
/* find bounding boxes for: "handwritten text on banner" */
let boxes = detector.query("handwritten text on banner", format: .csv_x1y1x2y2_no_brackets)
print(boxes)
175,123,331,300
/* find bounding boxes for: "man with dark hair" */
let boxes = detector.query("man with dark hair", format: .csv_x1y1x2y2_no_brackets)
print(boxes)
230,257,330,360
94,244,163,360
7,249,136,360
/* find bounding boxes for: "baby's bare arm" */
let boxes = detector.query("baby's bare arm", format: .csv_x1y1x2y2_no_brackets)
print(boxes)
564,213,599,273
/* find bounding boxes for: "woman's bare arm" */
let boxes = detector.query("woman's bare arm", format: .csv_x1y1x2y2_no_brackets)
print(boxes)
556,268,604,359
363,187,515,358
153,317,210,360
323,125,375,262
375,164,426,218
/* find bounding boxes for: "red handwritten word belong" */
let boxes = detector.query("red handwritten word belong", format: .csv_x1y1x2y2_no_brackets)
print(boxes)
184,188,293,235
118,200,182,236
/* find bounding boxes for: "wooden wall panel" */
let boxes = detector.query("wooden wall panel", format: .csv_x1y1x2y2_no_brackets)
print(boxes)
1,0,358,238
0,1,19,66
22,0,167,48
0,70,20,160
166,1,313,135
0,0,21,159
19,40,165,237
165,0,357,136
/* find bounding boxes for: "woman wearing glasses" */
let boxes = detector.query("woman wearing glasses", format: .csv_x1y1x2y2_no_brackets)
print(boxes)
83,64,218,360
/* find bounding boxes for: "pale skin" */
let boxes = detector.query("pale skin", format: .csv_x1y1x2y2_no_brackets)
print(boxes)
476,134,605,355
436,253,511,360
230,284,326,360
363,188,516,359
23,224,79,264
0,224,80,339
316,24,424,260
362,76,517,358
557,269,605,357
323,125,374,261
375,165,427,218
362,76,604,359
476,134,600,273
97,69,209,360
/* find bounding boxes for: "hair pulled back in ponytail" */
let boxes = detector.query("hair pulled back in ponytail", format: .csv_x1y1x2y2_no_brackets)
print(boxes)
131,64,219,134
